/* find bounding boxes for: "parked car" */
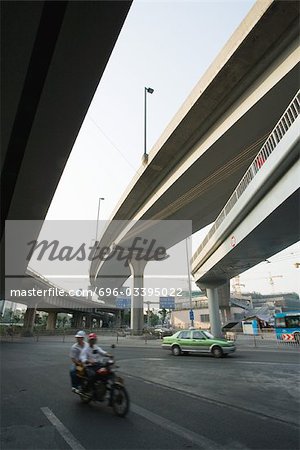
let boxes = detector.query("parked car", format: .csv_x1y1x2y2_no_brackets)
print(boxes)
153,326,173,338
162,329,236,358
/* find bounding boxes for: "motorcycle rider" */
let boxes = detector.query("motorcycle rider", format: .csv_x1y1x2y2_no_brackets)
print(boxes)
69,330,88,393
80,333,111,383
81,332,110,363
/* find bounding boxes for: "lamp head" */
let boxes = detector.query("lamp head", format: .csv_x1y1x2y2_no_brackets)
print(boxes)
146,87,154,94
142,153,149,165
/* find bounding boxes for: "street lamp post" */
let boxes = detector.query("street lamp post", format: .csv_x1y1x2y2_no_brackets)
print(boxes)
95,197,105,243
143,86,154,164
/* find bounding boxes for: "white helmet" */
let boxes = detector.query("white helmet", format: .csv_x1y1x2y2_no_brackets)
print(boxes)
75,330,85,338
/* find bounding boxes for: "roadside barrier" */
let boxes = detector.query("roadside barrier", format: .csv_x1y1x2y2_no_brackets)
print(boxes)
0,327,158,343
226,330,300,349
1,327,299,349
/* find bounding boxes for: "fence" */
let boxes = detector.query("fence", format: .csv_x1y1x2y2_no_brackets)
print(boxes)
0,326,161,344
1,326,299,350
225,330,300,349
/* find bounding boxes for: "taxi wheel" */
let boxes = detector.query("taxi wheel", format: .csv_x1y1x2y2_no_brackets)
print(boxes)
172,345,182,356
212,346,223,358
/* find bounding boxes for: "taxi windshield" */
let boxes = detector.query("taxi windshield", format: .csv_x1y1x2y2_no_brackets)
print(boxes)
203,331,214,339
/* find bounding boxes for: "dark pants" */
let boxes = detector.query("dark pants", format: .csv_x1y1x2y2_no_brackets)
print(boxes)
70,364,81,389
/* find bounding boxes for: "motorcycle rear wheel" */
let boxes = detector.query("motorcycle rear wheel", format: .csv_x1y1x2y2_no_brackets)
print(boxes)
111,385,129,417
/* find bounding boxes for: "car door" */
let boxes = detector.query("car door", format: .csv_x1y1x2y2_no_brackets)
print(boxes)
191,330,210,353
176,330,192,351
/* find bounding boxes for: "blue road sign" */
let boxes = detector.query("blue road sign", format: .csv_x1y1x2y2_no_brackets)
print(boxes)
159,296,175,309
189,309,194,320
116,297,131,309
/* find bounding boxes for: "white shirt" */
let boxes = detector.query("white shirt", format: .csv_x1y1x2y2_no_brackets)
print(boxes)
80,344,108,364
70,342,88,362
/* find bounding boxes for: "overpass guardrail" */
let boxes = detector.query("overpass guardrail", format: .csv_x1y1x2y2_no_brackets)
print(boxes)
192,90,300,265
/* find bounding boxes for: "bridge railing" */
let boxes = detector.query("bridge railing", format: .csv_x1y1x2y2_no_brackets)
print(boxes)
192,90,300,265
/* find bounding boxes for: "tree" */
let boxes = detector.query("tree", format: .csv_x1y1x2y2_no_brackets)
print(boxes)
158,308,167,324
149,311,159,326
0,308,13,323
12,314,20,324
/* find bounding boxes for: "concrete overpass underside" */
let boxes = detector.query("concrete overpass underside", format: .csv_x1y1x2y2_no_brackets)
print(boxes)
104,1,299,232
191,101,300,337
6,267,122,335
1,0,132,296
141,67,298,230
196,188,299,286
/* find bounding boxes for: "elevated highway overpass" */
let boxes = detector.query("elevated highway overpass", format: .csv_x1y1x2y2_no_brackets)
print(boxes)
90,0,300,332
5,267,121,335
1,0,132,297
192,92,300,336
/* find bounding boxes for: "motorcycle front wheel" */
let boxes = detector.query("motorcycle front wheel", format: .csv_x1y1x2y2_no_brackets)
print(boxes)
111,385,129,417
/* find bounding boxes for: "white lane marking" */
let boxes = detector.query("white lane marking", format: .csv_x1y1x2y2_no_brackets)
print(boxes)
131,403,235,450
41,407,85,450
139,357,166,361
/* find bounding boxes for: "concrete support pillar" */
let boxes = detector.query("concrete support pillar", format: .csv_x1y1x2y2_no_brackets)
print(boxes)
85,314,92,330
119,310,122,327
22,307,36,336
72,311,83,329
115,310,122,328
222,306,231,324
206,288,223,338
219,308,224,324
46,311,57,330
217,281,231,324
129,259,147,334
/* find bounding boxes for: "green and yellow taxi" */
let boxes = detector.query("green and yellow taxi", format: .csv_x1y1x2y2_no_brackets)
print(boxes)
162,329,236,358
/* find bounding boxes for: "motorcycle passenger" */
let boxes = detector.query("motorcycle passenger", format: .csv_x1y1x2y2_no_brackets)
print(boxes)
69,330,88,393
80,333,110,384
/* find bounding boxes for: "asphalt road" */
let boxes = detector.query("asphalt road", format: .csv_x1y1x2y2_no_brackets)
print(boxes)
0,339,299,450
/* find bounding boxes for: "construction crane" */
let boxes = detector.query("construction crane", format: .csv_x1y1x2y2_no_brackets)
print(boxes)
233,273,283,295
268,273,283,293
232,275,245,296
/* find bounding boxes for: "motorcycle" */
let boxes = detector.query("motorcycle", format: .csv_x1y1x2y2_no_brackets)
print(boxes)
75,351,129,417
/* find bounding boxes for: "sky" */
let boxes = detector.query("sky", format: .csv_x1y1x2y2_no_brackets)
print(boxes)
45,0,299,297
